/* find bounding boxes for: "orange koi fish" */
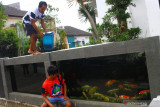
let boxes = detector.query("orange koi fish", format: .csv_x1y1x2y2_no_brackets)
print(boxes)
128,84,138,88
139,90,150,94
119,85,123,88
105,80,116,86
119,95,130,99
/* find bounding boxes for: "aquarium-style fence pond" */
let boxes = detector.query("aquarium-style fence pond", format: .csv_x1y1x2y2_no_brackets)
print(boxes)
1,36,160,107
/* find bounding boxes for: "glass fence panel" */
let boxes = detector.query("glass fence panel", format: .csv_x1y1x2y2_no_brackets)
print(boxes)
57,52,150,103
9,63,46,95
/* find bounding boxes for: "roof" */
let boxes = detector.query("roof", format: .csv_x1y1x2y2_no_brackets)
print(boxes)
4,5,27,18
61,26,92,36
7,2,20,10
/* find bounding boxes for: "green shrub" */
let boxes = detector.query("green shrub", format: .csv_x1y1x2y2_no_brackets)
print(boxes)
0,29,19,57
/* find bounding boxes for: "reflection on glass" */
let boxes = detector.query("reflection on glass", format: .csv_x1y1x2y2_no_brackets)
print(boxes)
58,52,150,103
9,63,46,95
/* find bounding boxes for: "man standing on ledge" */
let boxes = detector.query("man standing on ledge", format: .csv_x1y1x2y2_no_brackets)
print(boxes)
22,1,48,55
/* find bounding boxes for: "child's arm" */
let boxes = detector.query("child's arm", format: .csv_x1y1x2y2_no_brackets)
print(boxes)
42,95,54,107
63,82,69,100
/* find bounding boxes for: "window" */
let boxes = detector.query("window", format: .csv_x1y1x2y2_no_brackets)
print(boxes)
82,41,85,45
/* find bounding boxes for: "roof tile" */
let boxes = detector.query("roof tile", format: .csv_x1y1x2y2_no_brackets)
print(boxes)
4,5,27,17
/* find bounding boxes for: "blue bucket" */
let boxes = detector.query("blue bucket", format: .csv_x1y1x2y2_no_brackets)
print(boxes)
42,32,54,50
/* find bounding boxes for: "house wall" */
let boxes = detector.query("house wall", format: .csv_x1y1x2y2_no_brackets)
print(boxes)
129,0,160,38
74,36,90,46
96,0,108,24
96,0,160,38
5,17,41,28
128,0,151,38
4,17,22,28
144,0,160,37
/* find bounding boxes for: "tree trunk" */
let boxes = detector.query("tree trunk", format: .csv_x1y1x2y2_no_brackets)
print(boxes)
80,2,99,41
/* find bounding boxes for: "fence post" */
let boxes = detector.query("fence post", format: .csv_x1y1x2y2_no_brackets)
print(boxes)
0,59,5,98
144,36,160,99
0,59,12,99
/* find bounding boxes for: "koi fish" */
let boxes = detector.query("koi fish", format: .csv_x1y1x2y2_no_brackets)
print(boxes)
139,90,150,95
105,80,116,86
119,84,123,88
128,84,138,88
119,95,130,99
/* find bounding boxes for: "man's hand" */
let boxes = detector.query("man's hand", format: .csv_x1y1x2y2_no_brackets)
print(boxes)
40,32,44,37
41,19,48,33
44,29,48,33
64,96,70,100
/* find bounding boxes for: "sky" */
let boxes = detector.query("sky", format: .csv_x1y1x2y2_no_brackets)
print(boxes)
1,0,91,31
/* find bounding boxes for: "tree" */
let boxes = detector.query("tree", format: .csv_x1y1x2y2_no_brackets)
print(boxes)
44,4,60,32
0,2,8,30
78,4,96,24
96,0,141,42
0,3,19,58
59,29,67,49
105,0,135,31
78,4,100,40
67,0,99,41
0,29,19,57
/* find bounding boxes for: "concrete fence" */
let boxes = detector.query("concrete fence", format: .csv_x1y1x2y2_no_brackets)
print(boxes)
1,36,160,106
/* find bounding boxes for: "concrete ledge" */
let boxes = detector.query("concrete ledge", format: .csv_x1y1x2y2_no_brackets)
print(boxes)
3,37,154,64
50,47,85,61
0,98,38,107
4,53,50,66
8,92,147,107
50,37,146,61
9,92,43,106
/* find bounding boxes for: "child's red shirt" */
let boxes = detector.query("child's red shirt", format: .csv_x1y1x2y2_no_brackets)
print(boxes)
41,74,65,97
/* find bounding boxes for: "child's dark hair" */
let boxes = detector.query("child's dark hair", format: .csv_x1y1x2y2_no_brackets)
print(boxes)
47,65,58,76
39,1,47,8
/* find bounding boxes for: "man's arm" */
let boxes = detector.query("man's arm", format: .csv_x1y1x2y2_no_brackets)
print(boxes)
41,19,47,32
31,19,44,37
63,82,69,100
42,95,54,107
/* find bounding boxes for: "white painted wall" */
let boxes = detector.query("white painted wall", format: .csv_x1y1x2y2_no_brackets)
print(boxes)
4,17,21,28
145,0,160,37
5,17,40,28
128,0,151,38
74,36,90,46
96,0,108,24
128,0,160,37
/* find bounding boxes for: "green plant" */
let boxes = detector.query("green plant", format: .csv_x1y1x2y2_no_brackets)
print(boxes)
0,29,19,57
58,29,67,49
14,21,30,56
107,27,141,42
0,2,8,30
95,0,141,42
105,0,135,29
76,44,81,47
44,4,60,31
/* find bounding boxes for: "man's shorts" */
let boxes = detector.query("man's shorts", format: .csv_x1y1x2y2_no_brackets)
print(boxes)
22,23,38,36
43,96,70,105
